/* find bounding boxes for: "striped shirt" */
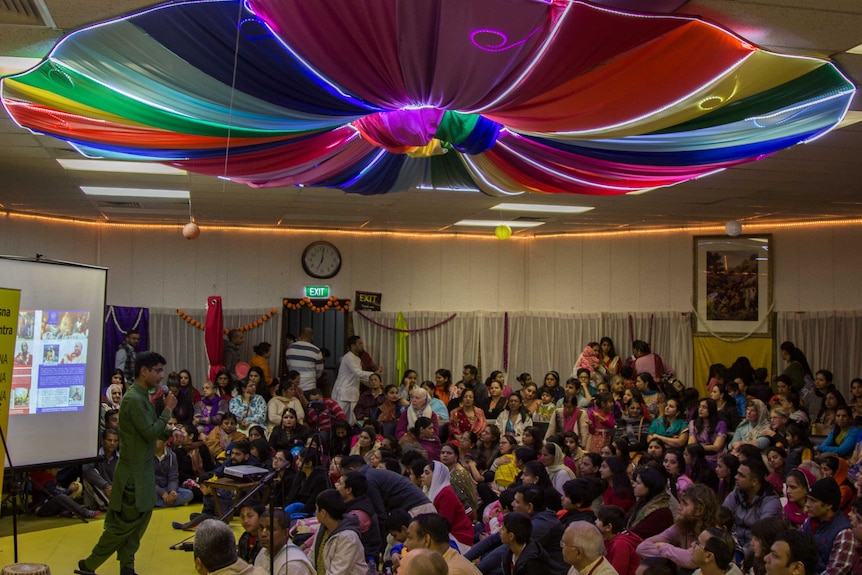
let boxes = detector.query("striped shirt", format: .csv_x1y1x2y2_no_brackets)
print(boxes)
285,341,324,391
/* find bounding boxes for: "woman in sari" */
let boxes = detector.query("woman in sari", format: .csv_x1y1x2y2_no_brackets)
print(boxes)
449,388,487,440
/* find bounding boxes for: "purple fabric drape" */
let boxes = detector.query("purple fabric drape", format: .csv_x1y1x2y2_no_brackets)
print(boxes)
103,306,149,392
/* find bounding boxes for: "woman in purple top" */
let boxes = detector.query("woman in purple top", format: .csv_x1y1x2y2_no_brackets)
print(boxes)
687,398,727,468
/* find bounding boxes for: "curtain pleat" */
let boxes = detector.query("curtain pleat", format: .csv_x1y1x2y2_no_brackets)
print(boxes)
149,307,282,390
776,311,862,391
357,311,692,390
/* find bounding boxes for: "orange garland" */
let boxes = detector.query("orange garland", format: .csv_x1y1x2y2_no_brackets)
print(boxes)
176,308,278,334
283,296,350,313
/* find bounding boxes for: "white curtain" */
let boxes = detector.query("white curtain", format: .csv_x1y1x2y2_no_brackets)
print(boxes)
147,306,694,393
483,311,692,389
776,310,862,389
149,307,282,389
354,311,481,387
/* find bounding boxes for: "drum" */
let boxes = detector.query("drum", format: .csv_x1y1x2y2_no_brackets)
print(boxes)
1,565,51,575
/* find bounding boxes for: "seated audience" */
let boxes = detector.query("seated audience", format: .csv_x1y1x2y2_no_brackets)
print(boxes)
153,438,194,507
82,428,119,511
500,511,552,574
309,489,369,575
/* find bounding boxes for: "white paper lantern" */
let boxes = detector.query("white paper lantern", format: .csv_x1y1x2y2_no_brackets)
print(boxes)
725,220,742,237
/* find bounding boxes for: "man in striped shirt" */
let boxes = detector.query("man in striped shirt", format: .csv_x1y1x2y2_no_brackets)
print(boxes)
285,327,323,395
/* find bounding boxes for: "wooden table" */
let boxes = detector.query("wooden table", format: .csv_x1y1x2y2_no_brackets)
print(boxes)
208,476,264,520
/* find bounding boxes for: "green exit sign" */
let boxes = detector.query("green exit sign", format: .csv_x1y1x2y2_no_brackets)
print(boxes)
304,285,330,298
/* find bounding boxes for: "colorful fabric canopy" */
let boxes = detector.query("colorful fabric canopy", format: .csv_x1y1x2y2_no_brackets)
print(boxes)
1,0,855,196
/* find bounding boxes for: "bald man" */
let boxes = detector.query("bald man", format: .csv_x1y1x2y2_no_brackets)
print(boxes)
399,548,449,575
562,521,619,575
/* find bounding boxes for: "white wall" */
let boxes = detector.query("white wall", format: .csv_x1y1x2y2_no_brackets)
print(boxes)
2,214,861,312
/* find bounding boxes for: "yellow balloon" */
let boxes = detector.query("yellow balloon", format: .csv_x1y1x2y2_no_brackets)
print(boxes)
495,225,512,240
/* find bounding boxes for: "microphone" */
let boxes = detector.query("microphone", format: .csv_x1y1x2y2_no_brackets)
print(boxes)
170,541,195,552
260,457,293,485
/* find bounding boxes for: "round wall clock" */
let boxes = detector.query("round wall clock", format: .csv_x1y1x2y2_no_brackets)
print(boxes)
301,241,342,279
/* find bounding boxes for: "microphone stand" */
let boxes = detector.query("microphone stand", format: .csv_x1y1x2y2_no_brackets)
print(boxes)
169,458,292,563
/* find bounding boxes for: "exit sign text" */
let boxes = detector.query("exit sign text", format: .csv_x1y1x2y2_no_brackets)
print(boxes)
304,285,330,298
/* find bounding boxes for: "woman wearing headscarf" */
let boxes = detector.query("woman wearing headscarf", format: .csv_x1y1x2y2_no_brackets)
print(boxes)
730,399,771,455
420,460,475,549
539,442,575,494
395,387,439,439
100,381,124,432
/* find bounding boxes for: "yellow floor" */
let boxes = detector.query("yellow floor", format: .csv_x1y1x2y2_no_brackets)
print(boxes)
0,506,245,574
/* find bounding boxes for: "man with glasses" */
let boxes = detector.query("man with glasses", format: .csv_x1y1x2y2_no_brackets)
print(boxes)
690,528,739,575
79,352,177,575
764,530,820,575
561,521,618,575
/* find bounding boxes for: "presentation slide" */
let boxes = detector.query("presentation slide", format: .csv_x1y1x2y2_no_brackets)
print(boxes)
12,310,90,414
2,257,106,469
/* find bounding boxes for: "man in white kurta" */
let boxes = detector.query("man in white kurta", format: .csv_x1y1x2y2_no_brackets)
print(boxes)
331,336,379,425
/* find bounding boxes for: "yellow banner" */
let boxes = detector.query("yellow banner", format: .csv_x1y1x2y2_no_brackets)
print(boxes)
692,336,773,397
0,287,22,489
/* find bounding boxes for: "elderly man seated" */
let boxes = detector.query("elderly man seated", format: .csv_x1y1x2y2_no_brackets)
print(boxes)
193,519,265,575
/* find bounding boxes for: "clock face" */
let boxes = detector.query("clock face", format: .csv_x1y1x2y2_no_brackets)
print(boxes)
301,241,342,279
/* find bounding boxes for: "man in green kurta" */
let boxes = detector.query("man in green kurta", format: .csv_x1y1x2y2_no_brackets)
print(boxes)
79,351,177,575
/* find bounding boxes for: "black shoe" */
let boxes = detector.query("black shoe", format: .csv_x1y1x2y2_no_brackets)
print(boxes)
75,559,97,575
120,567,138,575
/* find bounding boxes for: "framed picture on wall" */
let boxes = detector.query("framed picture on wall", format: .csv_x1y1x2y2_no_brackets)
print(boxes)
693,235,772,336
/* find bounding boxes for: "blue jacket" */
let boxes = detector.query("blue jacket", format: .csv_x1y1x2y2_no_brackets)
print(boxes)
818,426,861,458
802,511,852,573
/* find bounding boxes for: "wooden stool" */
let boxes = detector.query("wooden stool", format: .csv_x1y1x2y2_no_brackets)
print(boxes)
2,565,51,575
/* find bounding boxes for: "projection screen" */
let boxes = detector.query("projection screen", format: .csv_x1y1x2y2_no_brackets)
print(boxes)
3,256,107,469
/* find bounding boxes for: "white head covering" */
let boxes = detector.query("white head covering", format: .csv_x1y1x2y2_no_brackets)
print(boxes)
407,387,434,429
544,442,575,480
105,383,124,409
424,460,451,502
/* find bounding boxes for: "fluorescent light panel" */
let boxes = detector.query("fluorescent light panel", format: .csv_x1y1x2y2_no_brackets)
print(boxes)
454,219,544,228
59,159,186,175
492,202,593,214
80,186,189,200
0,56,41,75
836,110,862,129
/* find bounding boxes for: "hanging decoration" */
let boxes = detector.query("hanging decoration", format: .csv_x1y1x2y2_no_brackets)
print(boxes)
1,0,854,198
356,311,457,333
283,297,349,313
176,307,277,332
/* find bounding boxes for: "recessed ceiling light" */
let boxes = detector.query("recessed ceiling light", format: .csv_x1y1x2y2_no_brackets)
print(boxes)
80,187,189,200
836,110,862,129
492,202,593,214
58,159,187,175
417,184,480,193
0,56,41,75
454,219,544,228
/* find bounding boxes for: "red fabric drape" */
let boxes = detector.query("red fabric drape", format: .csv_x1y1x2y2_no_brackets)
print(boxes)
205,296,224,382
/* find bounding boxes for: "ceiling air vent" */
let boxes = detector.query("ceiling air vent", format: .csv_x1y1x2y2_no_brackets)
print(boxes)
97,201,142,209
0,0,52,27
512,216,546,222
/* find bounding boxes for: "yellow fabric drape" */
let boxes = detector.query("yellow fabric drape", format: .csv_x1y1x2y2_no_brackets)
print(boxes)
692,336,773,396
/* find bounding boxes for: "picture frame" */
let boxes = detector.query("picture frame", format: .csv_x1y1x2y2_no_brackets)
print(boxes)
693,235,772,336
